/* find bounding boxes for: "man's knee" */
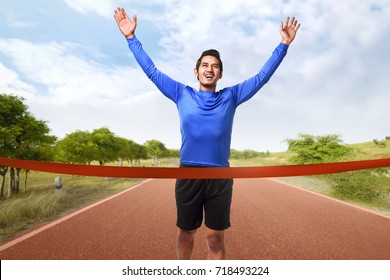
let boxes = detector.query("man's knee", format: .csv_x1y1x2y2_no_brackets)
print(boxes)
205,229,225,251
177,229,197,242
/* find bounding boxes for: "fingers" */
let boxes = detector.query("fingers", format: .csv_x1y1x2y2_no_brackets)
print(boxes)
294,21,301,32
113,7,123,24
282,16,301,31
122,7,130,20
113,7,137,24
290,17,300,29
290,17,301,31
284,16,290,29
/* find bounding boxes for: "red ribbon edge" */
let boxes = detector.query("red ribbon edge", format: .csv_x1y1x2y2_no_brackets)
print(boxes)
0,157,389,178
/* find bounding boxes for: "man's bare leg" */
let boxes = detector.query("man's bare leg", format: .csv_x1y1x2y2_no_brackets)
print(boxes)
176,229,197,259
205,227,226,260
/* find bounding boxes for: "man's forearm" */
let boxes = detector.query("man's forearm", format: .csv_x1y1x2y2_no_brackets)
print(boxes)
127,36,156,79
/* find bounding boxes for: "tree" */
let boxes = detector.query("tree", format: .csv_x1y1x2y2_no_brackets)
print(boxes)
0,94,27,157
285,134,352,164
0,94,26,197
54,130,98,164
0,166,8,198
116,137,131,166
13,113,56,192
91,127,121,165
167,148,180,158
0,94,56,197
132,142,148,165
144,140,168,166
116,138,148,166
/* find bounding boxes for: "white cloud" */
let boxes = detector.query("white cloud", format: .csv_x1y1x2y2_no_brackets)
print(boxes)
1,0,389,151
0,63,35,99
4,15,38,29
0,37,180,146
0,39,137,102
60,0,116,18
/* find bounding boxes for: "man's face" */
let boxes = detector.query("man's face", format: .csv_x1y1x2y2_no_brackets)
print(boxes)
194,55,222,91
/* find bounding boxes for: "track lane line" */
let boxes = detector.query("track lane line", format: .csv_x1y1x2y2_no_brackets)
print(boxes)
0,179,151,252
271,178,390,220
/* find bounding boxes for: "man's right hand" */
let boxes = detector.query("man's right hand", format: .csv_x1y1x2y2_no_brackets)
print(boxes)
113,7,137,39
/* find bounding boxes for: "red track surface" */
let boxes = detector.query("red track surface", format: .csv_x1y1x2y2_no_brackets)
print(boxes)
1,178,390,260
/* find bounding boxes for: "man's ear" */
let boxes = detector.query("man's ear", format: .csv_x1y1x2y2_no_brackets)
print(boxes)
194,68,199,81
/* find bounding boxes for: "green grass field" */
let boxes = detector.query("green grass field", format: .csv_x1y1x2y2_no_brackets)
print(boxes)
0,140,389,244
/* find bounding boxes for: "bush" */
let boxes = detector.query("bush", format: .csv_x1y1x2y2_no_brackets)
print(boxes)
373,139,386,147
327,170,383,202
230,149,268,160
285,134,352,164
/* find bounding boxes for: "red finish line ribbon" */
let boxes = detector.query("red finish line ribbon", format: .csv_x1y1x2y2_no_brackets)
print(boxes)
0,157,389,178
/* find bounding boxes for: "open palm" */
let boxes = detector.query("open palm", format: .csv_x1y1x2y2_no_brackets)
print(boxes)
114,7,137,39
280,16,300,45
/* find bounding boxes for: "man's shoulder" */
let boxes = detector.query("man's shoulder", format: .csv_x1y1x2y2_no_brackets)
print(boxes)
217,87,236,97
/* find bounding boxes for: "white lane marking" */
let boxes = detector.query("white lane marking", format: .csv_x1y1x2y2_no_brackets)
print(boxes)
269,178,390,220
0,179,152,252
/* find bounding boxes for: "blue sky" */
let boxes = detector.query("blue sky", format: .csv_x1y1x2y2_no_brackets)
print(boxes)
1,0,389,152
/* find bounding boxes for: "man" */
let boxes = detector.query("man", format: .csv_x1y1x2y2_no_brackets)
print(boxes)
113,7,300,260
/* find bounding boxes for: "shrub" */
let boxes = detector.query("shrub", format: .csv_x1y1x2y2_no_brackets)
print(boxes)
327,170,382,202
285,134,352,164
373,139,386,147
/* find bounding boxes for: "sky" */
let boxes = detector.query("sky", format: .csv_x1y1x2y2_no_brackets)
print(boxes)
0,0,389,152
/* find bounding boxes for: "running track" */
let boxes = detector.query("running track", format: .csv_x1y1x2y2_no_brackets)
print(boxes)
1,178,390,259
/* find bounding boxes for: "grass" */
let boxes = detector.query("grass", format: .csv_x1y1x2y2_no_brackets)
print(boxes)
347,140,390,159
0,171,142,243
230,150,294,166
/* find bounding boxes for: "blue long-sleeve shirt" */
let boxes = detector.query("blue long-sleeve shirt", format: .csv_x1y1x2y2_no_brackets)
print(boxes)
127,36,288,167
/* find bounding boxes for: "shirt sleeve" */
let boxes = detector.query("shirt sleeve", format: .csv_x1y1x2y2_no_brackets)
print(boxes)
127,36,185,103
231,43,289,106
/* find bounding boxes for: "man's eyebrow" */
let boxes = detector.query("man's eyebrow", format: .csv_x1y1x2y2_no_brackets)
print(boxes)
202,62,219,66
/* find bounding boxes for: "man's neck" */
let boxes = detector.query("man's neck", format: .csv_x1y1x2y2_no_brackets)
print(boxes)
199,84,216,92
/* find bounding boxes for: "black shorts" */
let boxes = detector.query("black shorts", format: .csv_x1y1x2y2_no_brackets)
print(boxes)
175,169,233,231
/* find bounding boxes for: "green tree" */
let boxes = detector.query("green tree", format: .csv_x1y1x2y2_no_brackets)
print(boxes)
0,94,27,158
145,140,168,166
285,133,352,164
132,142,148,166
0,94,56,197
91,127,121,166
54,130,98,164
117,138,148,166
116,137,131,166
167,148,180,158
1,94,26,197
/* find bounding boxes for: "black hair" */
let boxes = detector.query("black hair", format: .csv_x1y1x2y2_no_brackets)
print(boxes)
195,49,223,72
